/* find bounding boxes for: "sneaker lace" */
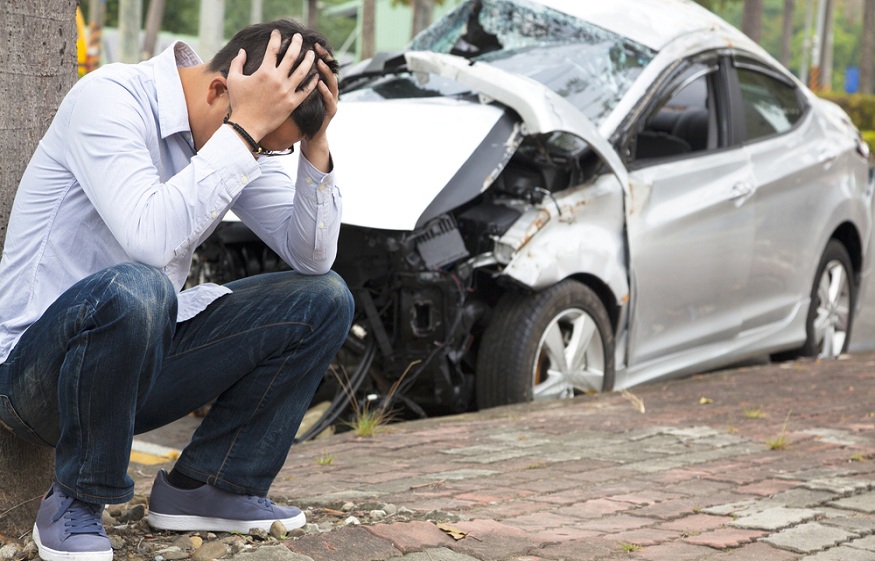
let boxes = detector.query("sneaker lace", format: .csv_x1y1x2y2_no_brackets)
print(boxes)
52,494,105,536
254,496,274,508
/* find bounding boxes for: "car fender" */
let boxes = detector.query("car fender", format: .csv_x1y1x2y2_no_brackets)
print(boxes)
493,174,629,306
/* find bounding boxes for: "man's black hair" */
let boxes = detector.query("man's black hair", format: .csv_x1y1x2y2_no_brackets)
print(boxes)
208,19,340,139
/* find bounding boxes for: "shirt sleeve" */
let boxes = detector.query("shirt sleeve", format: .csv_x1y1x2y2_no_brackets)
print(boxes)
63,75,261,269
229,152,342,275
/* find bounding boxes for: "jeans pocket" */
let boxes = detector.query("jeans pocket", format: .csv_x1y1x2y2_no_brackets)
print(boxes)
0,395,53,447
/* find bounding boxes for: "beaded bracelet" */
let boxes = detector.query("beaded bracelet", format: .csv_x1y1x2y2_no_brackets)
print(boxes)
223,116,265,155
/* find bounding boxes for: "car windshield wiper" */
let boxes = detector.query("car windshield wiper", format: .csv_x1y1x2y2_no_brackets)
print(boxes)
339,52,409,93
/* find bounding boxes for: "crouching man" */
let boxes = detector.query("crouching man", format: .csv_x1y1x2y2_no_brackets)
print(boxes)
0,19,353,561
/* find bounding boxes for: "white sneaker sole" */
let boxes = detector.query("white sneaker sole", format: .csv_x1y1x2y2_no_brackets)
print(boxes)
147,510,306,533
32,525,113,561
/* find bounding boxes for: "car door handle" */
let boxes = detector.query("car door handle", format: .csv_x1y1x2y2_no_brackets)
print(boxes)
819,149,839,166
731,182,755,200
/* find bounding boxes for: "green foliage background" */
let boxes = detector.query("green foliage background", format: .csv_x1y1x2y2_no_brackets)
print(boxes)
81,0,356,57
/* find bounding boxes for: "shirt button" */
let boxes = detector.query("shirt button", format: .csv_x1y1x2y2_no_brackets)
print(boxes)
210,211,218,219
305,177,313,184
241,175,249,184
318,221,325,229
318,183,326,191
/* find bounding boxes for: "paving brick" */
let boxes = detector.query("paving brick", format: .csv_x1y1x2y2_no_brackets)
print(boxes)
848,536,875,552
736,479,802,497
448,520,543,560
819,515,875,536
286,526,402,561
682,527,766,549
798,546,875,560
532,537,622,561
574,514,654,533
387,548,482,561
364,521,456,554
658,513,732,534
553,498,634,519
830,492,875,513
502,511,576,531
730,507,821,531
606,528,679,546
760,522,860,554
624,541,716,560
711,542,802,560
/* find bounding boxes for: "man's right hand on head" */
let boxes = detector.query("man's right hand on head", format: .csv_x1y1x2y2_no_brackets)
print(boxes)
225,30,317,143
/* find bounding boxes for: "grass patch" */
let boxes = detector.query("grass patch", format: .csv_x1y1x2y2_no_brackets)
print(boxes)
766,410,792,451
619,542,643,552
743,405,766,419
335,360,420,438
316,453,335,466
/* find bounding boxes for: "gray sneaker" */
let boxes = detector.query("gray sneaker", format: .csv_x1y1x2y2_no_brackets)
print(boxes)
147,469,306,532
32,484,112,561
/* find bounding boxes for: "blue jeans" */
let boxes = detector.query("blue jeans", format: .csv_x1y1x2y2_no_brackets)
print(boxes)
0,263,353,504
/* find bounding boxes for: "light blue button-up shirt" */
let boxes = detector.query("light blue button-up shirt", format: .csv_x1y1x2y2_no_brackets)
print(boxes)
0,42,342,363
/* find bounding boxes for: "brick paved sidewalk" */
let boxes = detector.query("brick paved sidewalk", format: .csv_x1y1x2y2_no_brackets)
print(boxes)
135,354,875,561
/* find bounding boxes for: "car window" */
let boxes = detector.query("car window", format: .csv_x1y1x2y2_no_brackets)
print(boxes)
736,67,804,142
630,67,719,163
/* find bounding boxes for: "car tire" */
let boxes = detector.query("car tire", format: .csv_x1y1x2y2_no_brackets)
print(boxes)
799,239,856,359
476,280,615,409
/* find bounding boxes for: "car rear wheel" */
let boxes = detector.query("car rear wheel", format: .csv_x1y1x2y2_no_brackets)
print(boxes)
801,240,855,359
476,280,615,409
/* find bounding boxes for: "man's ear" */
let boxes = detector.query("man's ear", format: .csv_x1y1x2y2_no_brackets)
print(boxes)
207,76,228,106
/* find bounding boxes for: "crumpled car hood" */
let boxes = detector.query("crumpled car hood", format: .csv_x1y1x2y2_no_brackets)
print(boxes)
320,97,509,231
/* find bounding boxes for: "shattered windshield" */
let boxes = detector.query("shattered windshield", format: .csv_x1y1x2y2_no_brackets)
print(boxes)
345,0,655,126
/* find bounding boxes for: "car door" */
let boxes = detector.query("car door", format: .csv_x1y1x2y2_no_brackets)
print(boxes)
730,58,838,333
623,57,757,376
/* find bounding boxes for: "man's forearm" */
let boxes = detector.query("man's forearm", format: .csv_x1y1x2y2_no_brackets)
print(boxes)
300,135,332,173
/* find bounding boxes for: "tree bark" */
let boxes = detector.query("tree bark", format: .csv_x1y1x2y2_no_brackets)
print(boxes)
0,0,77,535
361,0,376,60
742,0,764,43
142,0,166,60
780,0,796,67
411,0,435,38
862,0,875,93
307,0,318,30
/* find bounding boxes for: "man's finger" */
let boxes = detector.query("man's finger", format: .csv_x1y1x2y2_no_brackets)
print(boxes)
277,33,304,75
317,59,339,97
260,29,283,70
290,50,316,90
314,43,335,63
228,48,247,78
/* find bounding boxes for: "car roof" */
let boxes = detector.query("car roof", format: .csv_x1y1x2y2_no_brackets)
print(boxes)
533,0,753,52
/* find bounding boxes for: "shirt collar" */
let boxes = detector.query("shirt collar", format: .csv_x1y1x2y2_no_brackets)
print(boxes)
154,41,202,140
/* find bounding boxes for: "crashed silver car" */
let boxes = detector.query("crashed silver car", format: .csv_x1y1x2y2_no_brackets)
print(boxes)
199,0,874,437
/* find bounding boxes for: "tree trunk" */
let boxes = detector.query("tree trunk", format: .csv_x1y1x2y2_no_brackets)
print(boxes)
0,0,77,535
142,0,166,60
780,0,796,67
411,0,435,38
862,0,875,93
361,0,376,60
742,0,764,43
307,0,318,30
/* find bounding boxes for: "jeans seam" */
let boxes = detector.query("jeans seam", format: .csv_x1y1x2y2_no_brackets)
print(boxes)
213,355,291,487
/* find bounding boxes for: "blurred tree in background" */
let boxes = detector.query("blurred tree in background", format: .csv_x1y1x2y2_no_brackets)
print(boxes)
80,0,355,57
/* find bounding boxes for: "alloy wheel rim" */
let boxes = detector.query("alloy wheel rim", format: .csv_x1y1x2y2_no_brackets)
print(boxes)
813,259,851,359
532,308,605,399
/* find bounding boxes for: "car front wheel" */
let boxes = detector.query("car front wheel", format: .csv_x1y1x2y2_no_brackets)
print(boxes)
476,280,615,409
802,239,855,359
